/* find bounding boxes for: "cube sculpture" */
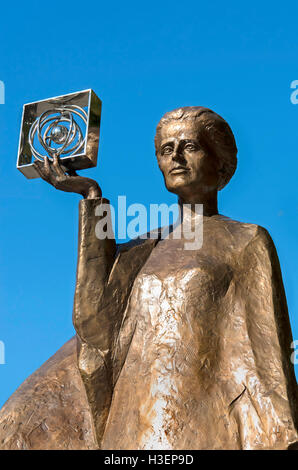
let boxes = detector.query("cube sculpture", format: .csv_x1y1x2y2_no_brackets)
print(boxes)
17,89,101,179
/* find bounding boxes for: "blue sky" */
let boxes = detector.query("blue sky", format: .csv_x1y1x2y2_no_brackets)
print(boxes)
0,1,297,407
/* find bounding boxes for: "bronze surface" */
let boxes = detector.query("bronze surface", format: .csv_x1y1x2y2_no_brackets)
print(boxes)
1,106,297,450
0,338,97,449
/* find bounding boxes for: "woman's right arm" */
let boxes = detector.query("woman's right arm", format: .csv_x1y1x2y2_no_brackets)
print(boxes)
34,157,117,448
34,156,117,350
73,196,116,349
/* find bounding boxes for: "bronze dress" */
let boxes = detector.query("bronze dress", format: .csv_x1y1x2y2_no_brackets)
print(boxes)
0,198,297,450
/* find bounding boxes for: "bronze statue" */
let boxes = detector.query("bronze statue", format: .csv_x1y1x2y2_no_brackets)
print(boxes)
1,107,297,450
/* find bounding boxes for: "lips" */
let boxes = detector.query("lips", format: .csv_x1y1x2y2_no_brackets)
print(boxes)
170,166,189,174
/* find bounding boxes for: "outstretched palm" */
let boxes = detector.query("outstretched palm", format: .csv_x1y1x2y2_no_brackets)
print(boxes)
34,156,102,199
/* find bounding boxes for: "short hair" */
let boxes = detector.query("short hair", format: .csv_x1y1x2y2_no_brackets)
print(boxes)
155,106,238,190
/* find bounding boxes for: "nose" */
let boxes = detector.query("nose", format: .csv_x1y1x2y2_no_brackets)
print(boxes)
172,146,186,163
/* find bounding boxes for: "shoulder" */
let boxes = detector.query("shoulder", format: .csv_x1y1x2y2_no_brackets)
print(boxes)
217,217,280,273
116,218,276,257
211,215,274,251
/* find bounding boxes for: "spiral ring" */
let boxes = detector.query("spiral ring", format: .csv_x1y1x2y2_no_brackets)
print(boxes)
29,104,87,162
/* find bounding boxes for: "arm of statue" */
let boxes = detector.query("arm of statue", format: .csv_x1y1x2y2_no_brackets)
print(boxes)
237,226,298,449
34,156,117,346
34,157,118,447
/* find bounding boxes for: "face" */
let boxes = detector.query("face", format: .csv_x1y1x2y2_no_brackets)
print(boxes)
156,120,220,201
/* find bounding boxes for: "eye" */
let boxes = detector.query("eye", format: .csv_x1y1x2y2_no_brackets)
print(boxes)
184,143,197,151
162,146,173,155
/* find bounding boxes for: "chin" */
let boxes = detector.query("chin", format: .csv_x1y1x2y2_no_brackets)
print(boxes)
167,171,194,184
165,181,191,196
165,174,191,190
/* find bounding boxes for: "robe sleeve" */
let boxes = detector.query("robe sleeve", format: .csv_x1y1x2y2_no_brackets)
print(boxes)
73,198,117,350
72,198,158,447
236,226,298,448
73,198,116,448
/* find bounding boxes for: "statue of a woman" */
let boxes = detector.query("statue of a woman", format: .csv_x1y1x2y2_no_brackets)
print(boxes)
0,107,297,450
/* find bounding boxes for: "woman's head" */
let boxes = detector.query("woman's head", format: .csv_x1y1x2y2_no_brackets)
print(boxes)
155,107,237,199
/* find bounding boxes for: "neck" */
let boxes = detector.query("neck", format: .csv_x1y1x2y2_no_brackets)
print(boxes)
178,190,218,217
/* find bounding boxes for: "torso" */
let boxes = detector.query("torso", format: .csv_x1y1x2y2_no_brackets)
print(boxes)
102,216,258,449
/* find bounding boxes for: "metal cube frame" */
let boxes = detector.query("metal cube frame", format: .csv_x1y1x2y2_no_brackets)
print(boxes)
17,89,101,179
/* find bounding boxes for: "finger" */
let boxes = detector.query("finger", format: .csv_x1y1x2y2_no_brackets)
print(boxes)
44,156,58,185
33,160,50,181
44,157,53,179
52,155,65,178
34,157,56,185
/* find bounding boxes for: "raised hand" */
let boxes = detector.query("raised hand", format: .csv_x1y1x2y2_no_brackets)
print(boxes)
34,156,102,199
